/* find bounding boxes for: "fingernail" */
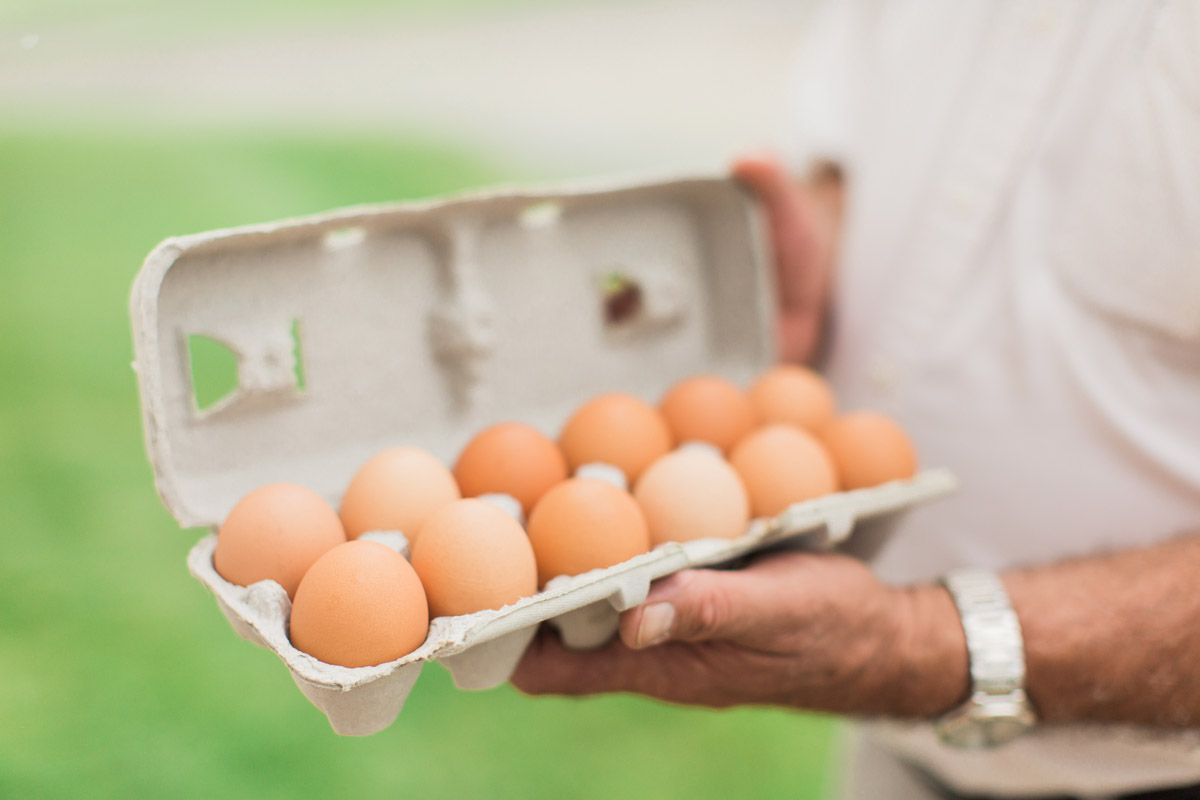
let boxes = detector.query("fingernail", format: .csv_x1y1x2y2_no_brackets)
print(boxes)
635,602,675,648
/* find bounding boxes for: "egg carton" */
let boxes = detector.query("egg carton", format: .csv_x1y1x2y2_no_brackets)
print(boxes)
187,468,955,735
130,174,956,736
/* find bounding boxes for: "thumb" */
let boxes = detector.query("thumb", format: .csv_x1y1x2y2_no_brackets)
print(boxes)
731,151,789,198
731,152,827,364
618,569,757,649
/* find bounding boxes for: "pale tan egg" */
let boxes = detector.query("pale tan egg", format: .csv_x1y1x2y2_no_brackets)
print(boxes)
453,423,568,514
289,540,429,668
558,393,673,482
339,447,461,545
526,478,651,587
659,375,758,453
821,412,919,490
214,482,346,600
748,365,837,434
729,424,838,518
633,448,750,546
409,499,538,618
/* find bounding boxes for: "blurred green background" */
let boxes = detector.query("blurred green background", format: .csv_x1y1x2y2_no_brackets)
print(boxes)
0,2,837,798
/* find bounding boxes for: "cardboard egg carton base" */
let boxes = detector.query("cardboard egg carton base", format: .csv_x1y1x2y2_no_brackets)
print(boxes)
188,468,956,736
132,175,958,735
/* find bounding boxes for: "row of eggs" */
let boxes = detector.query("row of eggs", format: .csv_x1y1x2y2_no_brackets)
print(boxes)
212,366,917,668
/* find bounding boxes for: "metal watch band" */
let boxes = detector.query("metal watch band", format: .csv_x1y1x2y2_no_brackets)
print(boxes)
941,570,1028,697
934,569,1036,748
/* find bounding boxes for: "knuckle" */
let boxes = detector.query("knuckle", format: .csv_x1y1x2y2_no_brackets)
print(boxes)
690,579,729,639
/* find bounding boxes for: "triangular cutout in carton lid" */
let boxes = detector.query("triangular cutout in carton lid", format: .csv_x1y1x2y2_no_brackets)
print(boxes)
130,176,775,529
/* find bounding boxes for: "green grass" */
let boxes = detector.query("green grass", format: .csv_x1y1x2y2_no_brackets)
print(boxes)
2,0,579,33
0,127,838,799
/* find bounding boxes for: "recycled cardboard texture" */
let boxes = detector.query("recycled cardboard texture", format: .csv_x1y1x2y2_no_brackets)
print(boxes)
131,175,957,736
184,471,954,735
132,176,773,529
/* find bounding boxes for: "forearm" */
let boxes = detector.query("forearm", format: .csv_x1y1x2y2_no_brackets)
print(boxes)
512,532,1200,726
892,533,1200,726
1005,532,1200,726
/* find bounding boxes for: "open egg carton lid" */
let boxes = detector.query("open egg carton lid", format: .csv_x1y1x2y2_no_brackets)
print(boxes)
130,174,957,735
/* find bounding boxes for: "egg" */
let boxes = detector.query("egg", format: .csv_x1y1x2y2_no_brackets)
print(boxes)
289,540,429,668
821,411,919,489
214,482,346,600
526,478,651,587
453,423,568,514
410,499,538,618
633,448,750,545
339,446,461,544
749,365,837,434
559,393,673,481
729,424,838,517
659,374,758,453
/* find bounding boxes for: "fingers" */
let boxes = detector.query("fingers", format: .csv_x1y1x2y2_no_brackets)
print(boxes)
510,570,760,698
510,627,676,698
618,569,759,649
730,152,829,364
509,628,618,696
619,551,843,650
509,553,870,709
776,313,822,366
510,570,761,700
731,152,794,205
509,626,765,707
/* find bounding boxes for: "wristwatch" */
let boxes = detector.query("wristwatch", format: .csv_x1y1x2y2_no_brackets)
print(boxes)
934,569,1037,749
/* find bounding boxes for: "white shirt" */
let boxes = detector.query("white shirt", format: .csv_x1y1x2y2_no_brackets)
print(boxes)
784,1,1200,796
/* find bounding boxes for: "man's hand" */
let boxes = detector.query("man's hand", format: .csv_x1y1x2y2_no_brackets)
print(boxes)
511,550,969,718
731,154,842,364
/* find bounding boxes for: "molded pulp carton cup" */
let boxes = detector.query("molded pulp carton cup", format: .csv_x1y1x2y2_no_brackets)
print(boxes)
130,176,956,736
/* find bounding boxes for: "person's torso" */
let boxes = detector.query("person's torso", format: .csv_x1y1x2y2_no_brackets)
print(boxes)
825,0,1200,584
812,1,1200,794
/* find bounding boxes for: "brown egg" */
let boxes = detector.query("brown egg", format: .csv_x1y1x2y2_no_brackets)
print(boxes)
749,365,837,434
339,447,461,545
289,540,429,668
659,375,758,453
214,482,346,600
410,499,538,618
634,448,750,546
729,424,838,517
526,478,651,587
453,423,568,514
821,412,919,489
559,393,673,481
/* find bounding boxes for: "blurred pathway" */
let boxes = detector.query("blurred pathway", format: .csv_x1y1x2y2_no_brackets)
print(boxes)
0,0,814,175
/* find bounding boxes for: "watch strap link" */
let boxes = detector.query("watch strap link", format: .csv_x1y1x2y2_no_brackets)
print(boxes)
935,569,1037,748
942,570,1027,696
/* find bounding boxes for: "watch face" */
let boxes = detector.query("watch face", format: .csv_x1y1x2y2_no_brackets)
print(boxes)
936,700,1036,749
937,715,990,750
980,716,1031,747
